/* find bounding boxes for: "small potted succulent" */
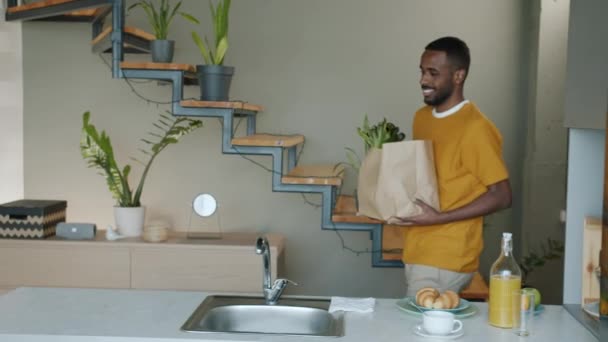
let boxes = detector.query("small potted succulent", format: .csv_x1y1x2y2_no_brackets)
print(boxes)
128,0,199,63
186,0,233,101
80,111,202,237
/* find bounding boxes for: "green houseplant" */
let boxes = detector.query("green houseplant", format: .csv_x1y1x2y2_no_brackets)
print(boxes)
335,115,406,209
80,111,202,236
518,238,565,287
187,0,233,101
128,0,199,63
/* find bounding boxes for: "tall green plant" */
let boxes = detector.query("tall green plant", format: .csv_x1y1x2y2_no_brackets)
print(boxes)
80,111,203,207
128,0,199,40
518,238,565,286
187,0,231,65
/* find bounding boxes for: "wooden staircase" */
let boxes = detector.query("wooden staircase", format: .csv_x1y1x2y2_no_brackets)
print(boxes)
4,0,488,299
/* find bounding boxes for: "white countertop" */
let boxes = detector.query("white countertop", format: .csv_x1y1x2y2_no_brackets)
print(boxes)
0,287,598,342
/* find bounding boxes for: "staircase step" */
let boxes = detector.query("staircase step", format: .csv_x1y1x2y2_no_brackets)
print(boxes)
8,0,77,13
282,164,344,186
120,61,197,86
120,61,196,72
181,100,264,113
231,134,304,148
66,8,97,16
332,195,403,262
331,195,381,224
92,26,155,54
6,0,111,21
64,7,106,19
381,224,404,260
460,272,489,300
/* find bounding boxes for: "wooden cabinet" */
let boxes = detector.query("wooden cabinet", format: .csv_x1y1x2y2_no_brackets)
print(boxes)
0,232,284,293
582,217,601,304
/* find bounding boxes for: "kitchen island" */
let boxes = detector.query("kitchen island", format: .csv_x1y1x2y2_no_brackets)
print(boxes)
0,287,598,341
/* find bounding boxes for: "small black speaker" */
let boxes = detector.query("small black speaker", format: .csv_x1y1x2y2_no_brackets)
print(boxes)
56,222,96,240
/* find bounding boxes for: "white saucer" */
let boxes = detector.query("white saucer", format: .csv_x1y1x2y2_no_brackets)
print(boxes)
413,324,464,340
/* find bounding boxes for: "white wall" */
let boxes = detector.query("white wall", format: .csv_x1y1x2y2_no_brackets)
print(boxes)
563,128,605,304
0,1,23,203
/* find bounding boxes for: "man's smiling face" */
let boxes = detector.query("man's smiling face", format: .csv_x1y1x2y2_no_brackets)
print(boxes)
419,50,457,108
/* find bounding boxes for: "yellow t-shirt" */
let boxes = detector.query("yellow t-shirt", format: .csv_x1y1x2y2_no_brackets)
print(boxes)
402,102,509,273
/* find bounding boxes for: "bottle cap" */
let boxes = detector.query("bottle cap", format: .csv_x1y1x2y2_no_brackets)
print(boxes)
502,232,512,240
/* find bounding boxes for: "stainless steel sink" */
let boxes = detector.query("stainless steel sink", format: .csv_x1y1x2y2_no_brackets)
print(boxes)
181,295,343,337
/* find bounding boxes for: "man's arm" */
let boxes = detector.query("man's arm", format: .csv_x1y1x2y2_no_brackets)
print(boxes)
392,179,512,226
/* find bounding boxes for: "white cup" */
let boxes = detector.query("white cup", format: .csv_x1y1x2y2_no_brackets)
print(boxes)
422,310,463,336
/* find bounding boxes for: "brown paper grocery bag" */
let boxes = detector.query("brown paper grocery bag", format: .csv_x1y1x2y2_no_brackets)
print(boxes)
357,140,440,221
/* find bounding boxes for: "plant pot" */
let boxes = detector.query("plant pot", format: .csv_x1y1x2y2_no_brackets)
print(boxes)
150,40,175,63
196,64,234,101
114,206,146,237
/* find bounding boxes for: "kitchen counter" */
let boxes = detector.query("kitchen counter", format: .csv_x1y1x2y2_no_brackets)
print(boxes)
0,287,598,342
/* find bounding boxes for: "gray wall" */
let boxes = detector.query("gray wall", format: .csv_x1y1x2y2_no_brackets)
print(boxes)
0,4,23,203
563,0,608,129
22,0,528,297
520,0,570,304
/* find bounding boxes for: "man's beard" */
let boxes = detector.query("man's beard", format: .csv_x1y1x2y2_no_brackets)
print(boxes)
423,85,453,107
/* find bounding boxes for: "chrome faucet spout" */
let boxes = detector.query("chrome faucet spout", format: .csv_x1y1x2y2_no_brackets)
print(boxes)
255,237,271,295
255,236,297,305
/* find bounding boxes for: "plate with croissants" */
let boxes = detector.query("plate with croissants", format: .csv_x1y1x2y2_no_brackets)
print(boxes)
409,287,470,312
395,287,478,318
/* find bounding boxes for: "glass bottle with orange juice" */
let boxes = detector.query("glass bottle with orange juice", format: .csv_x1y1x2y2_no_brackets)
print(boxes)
488,232,522,328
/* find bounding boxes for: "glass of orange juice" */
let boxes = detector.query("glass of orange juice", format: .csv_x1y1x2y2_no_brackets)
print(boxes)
512,289,535,336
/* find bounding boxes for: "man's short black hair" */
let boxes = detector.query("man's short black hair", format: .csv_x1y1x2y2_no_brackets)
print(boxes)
425,37,470,77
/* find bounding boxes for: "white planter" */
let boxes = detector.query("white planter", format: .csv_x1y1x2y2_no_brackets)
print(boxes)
114,206,146,237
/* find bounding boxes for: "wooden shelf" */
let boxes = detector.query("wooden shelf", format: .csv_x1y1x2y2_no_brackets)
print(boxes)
231,134,304,148
92,26,155,46
120,61,196,72
282,164,344,186
180,100,264,113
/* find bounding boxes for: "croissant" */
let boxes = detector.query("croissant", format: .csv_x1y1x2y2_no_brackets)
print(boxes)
414,287,461,309
415,287,439,305
419,292,437,308
433,293,452,309
444,290,460,308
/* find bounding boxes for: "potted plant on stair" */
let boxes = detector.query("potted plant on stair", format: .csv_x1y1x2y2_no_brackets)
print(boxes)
80,111,202,237
187,0,233,101
128,0,199,63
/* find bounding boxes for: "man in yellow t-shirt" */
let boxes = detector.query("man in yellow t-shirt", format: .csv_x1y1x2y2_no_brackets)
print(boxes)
392,37,512,296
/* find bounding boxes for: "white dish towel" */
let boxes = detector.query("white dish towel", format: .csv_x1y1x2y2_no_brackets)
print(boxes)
328,297,375,313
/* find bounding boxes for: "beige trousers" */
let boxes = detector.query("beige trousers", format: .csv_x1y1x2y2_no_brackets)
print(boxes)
404,264,474,297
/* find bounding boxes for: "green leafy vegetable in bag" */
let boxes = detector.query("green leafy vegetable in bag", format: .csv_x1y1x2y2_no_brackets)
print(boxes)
357,114,406,153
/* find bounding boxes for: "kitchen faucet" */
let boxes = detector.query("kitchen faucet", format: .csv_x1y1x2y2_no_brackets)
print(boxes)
255,236,297,305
